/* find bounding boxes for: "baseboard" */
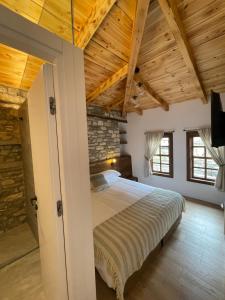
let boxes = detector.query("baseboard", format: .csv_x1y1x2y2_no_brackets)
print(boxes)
184,196,222,210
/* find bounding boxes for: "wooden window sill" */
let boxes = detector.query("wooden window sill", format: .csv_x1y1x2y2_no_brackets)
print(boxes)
187,178,215,186
152,172,173,178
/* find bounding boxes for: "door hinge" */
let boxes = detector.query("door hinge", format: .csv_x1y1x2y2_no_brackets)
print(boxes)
49,96,56,115
57,200,63,217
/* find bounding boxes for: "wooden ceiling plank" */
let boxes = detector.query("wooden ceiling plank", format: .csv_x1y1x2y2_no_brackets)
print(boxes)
134,71,169,111
87,64,128,103
0,0,44,23
19,55,29,90
19,0,45,91
74,0,99,32
91,3,134,62
158,0,208,104
105,96,124,111
85,40,126,73
76,0,117,49
122,0,151,114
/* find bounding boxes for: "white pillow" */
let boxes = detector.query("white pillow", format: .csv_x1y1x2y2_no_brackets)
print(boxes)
102,169,121,177
90,173,109,192
101,169,121,185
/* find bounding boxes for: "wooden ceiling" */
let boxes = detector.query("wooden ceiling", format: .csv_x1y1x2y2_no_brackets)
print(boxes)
0,0,225,113
0,43,44,90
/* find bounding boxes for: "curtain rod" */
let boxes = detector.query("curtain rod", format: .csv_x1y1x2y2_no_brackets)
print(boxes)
183,126,210,132
144,130,175,134
183,128,199,132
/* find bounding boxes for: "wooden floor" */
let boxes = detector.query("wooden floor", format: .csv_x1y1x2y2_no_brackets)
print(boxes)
0,223,38,268
0,224,43,300
0,201,224,300
96,200,225,300
0,249,45,300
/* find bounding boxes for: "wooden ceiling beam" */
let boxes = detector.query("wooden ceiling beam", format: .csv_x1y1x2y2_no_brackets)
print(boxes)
87,64,128,103
105,97,124,111
134,72,169,111
75,0,117,49
105,96,143,116
158,0,208,104
122,0,151,115
136,108,143,115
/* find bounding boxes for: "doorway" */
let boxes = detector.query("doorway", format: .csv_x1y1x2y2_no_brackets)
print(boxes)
0,6,97,299
0,43,68,300
0,48,43,299
0,96,39,273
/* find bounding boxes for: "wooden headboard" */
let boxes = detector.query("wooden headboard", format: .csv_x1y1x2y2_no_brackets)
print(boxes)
89,155,133,178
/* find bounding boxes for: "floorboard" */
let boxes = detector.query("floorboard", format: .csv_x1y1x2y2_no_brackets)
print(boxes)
0,201,224,300
96,200,225,300
0,223,38,268
0,249,45,300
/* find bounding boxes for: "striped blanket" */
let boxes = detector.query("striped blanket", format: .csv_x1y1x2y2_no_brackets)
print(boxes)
94,188,185,300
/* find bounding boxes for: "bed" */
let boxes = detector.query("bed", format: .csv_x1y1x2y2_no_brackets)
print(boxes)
91,174,185,300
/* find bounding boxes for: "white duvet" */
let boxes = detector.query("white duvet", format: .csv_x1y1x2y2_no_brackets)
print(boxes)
92,178,185,299
91,177,155,228
91,177,156,288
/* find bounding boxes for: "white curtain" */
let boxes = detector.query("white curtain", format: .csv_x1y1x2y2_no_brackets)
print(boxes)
198,128,225,192
144,131,164,177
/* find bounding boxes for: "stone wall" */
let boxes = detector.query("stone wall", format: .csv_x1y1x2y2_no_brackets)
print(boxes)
87,106,124,162
0,108,21,145
19,102,38,240
0,108,26,233
0,84,27,110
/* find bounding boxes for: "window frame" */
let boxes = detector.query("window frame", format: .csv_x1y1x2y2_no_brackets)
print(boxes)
186,131,218,185
151,132,174,178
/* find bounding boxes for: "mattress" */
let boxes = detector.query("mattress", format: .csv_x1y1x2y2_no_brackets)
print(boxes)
92,177,155,228
91,178,185,300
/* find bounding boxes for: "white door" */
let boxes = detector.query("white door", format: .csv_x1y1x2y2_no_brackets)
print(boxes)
28,64,68,300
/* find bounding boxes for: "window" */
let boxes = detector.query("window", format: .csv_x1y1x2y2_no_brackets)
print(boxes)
186,131,219,185
152,132,173,177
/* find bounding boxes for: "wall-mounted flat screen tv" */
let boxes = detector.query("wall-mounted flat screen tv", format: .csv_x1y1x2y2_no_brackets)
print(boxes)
211,91,225,147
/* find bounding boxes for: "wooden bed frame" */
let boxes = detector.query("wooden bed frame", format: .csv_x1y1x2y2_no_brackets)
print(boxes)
91,156,183,296
89,155,133,178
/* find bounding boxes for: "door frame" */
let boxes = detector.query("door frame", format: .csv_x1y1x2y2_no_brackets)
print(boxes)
28,64,69,300
0,6,96,300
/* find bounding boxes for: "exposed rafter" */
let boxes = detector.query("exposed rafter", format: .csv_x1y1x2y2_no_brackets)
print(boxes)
87,64,128,103
105,96,143,116
105,97,124,111
122,0,151,115
136,108,143,115
158,0,208,104
134,71,169,111
2,0,225,113
75,0,117,49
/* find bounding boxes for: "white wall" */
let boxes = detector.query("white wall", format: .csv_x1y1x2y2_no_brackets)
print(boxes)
126,97,225,205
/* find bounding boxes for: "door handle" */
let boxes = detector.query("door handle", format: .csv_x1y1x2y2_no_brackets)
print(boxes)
30,196,38,210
